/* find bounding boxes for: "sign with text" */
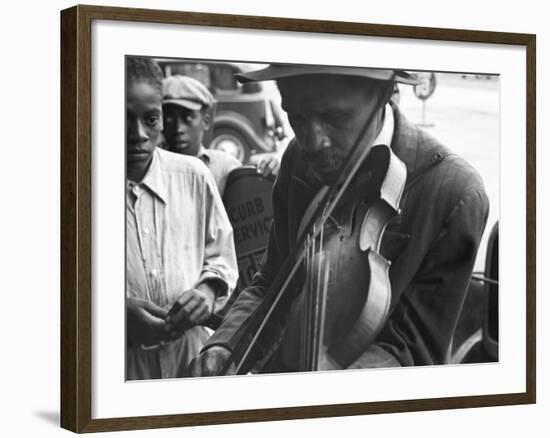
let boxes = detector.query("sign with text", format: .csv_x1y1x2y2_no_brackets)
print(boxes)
223,166,275,290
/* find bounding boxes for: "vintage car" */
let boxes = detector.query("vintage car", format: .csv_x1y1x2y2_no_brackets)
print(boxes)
157,59,288,163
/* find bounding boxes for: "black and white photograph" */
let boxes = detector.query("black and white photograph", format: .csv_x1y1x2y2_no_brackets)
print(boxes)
125,56,500,381
56,4,535,432
3,0,546,436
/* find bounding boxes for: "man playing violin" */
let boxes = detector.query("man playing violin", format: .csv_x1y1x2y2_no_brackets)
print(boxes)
188,65,489,375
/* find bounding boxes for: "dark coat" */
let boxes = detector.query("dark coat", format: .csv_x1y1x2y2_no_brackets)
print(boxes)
207,103,489,368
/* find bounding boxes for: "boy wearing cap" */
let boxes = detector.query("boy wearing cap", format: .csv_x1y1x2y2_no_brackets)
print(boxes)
188,65,489,374
162,75,279,195
162,75,240,195
125,58,238,380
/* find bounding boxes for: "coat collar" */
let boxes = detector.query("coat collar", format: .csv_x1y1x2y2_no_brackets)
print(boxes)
390,100,450,183
388,100,420,178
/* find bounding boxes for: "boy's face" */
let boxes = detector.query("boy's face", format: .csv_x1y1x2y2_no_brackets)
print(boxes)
126,79,163,177
163,104,210,157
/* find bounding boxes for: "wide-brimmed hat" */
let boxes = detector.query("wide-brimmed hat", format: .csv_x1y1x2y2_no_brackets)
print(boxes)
235,64,421,85
162,75,214,111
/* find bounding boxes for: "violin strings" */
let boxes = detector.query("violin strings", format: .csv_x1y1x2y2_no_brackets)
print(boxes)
303,233,313,371
314,199,331,370
317,255,330,370
302,234,310,370
312,225,324,370
307,233,316,370
300,235,309,370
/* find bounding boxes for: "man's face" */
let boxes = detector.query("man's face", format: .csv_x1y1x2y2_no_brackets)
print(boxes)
126,79,163,172
278,75,386,184
163,105,210,157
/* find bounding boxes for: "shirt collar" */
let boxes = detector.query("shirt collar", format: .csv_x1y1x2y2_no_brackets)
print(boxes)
137,149,168,203
197,145,210,164
373,103,394,147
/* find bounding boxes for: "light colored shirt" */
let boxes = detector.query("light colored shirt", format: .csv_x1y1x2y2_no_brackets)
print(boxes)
198,146,241,195
377,103,394,148
126,148,238,380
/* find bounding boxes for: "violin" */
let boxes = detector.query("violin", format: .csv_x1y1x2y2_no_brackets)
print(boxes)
220,76,405,374
280,145,406,370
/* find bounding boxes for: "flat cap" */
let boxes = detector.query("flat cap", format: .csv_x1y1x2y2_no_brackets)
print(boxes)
235,64,421,85
162,75,214,111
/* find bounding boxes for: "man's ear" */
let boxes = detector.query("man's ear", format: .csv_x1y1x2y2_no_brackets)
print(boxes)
201,110,212,131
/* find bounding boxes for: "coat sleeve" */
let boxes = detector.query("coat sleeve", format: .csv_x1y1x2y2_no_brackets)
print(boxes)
204,144,295,357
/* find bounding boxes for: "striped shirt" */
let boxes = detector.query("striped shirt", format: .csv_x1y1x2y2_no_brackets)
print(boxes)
126,148,238,379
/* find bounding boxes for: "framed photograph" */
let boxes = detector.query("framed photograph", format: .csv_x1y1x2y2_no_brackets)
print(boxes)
60,4,536,433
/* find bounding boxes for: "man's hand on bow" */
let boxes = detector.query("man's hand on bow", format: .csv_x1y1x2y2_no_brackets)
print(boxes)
186,345,234,377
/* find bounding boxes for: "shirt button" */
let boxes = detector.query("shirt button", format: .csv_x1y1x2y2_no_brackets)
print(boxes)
133,186,141,194
143,227,150,235
151,269,158,276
